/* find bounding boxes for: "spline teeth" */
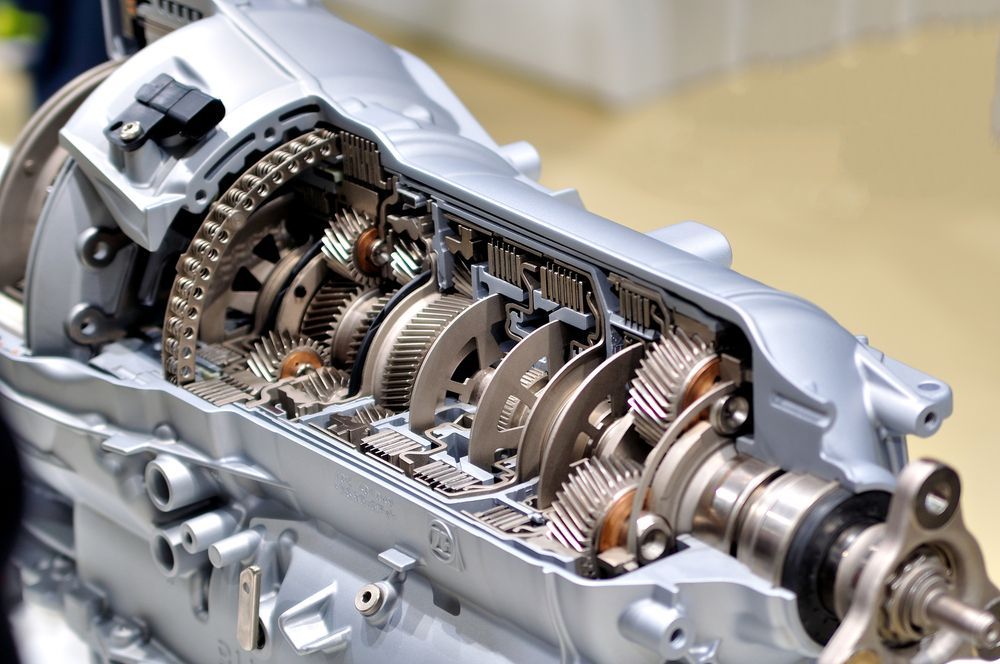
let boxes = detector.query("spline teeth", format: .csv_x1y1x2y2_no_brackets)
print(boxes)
329,289,393,368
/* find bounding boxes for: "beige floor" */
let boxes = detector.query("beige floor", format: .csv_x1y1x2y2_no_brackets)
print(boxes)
2,19,999,576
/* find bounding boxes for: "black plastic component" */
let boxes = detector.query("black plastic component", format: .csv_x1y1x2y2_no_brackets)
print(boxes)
781,489,890,645
104,74,225,152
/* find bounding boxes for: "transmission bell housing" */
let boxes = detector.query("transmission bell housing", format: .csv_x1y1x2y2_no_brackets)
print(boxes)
1,1,997,662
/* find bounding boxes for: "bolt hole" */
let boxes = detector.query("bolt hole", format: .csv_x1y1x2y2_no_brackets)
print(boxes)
670,628,686,649
182,531,193,546
195,190,207,203
79,318,97,337
362,590,372,603
147,465,171,507
91,241,111,263
242,581,250,594
264,127,276,140
923,482,953,517
640,528,669,562
923,411,938,428
293,285,307,299
152,534,175,574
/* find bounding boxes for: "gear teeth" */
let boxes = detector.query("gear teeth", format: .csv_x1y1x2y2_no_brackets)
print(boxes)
451,258,474,298
546,456,642,578
497,367,548,431
275,366,348,418
388,234,427,285
322,207,378,287
294,366,348,401
300,281,356,342
195,343,247,370
627,328,716,444
162,128,336,385
329,289,393,368
223,368,269,396
380,293,471,412
247,330,329,382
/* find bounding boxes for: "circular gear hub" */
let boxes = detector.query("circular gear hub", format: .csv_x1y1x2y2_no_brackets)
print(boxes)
322,207,382,288
247,330,329,382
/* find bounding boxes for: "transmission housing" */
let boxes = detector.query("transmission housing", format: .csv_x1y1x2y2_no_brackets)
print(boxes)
1,2,997,662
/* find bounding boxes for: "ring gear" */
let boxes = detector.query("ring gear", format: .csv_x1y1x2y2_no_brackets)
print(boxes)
379,293,471,411
627,328,719,444
497,367,548,431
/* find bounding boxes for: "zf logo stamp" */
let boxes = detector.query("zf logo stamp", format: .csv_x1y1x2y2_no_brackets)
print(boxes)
428,519,457,564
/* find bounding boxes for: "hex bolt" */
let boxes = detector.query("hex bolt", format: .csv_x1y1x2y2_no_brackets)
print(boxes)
355,583,386,617
119,121,142,142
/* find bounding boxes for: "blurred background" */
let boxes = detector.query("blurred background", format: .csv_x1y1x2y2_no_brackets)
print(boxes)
2,0,1000,660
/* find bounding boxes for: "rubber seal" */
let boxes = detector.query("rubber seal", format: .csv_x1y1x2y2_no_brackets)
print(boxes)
780,489,890,645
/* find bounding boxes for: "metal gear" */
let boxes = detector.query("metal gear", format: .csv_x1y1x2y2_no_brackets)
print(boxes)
322,206,382,287
379,293,471,411
627,328,720,444
387,233,428,285
272,366,349,418
546,456,643,578
299,280,357,343
451,257,474,298
162,128,337,385
498,367,548,431
247,331,329,382
329,288,393,368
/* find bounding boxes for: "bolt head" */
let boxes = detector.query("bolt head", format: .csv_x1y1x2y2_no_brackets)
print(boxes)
355,583,385,617
119,121,142,142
